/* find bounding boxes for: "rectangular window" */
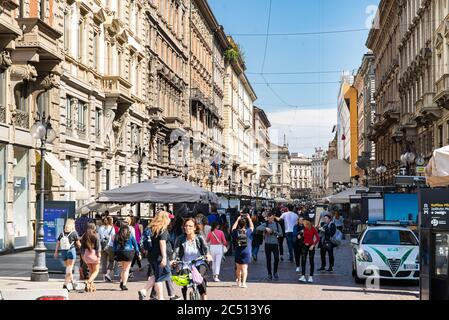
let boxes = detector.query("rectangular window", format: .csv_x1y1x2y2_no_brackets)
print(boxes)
95,108,101,138
93,31,98,69
439,125,444,148
66,96,72,127
0,71,6,108
14,82,29,111
77,159,87,187
105,169,110,190
64,9,71,52
78,101,86,132
39,0,46,21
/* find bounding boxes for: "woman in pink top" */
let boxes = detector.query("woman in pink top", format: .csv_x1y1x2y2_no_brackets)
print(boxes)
131,217,143,272
206,222,228,282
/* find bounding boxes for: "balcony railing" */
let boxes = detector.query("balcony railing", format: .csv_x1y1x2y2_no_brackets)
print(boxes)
435,74,449,108
76,122,86,139
12,109,29,129
0,105,6,123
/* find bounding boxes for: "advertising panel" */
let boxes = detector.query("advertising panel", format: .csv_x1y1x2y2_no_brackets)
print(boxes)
418,188,449,229
368,198,384,222
384,193,418,223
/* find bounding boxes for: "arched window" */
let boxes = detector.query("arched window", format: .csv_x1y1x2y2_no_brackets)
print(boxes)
14,82,29,111
37,91,49,116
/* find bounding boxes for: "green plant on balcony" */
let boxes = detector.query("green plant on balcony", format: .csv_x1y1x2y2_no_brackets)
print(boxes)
225,42,246,66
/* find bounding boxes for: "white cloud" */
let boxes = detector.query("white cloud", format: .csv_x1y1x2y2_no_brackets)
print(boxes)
266,108,337,156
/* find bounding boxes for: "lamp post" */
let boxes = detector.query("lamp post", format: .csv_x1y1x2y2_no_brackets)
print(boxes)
30,111,57,281
131,146,149,217
401,146,416,176
376,161,387,186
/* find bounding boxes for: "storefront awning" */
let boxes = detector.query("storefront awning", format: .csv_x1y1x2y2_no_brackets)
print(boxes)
41,151,89,200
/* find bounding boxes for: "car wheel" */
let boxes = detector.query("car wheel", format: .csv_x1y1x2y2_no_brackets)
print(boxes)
352,262,364,284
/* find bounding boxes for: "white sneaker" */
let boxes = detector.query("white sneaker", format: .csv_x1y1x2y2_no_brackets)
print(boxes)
308,276,314,283
295,267,300,272
240,283,247,288
299,275,307,282
214,277,221,282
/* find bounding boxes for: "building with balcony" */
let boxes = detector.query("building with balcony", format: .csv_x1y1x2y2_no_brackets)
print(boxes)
311,147,326,199
253,106,271,199
290,153,312,200
354,52,376,186
223,36,257,196
0,0,63,252
188,0,228,192
366,0,401,184
268,143,290,200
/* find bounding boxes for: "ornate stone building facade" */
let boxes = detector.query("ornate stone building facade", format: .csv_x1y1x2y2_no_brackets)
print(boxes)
366,0,401,184
269,143,290,200
0,0,63,251
354,52,375,186
290,153,312,200
311,147,325,199
253,106,271,199
366,0,449,182
188,0,228,192
223,37,257,196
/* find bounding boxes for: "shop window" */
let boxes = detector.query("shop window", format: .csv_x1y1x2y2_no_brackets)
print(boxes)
12,146,30,248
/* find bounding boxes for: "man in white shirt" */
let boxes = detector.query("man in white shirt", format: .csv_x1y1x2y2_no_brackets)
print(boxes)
275,204,299,262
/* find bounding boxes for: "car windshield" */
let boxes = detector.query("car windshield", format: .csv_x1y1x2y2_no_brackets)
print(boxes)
362,229,418,246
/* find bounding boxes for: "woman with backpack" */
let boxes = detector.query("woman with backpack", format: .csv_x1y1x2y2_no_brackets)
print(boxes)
113,223,141,290
206,222,228,282
172,218,212,300
98,216,115,282
80,222,101,292
54,218,80,291
138,211,172,300
231,213,254,288
298,219,320,283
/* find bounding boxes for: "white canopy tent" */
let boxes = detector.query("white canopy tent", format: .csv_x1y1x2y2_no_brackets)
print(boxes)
425,146,449,187
325,187,369,204
75,201,125,215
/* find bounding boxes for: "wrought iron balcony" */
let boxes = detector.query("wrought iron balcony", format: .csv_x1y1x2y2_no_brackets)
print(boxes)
435,74,449,109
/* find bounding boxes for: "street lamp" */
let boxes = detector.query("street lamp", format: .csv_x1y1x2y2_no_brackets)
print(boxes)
30,111,57,282
401,146,415,176
131,146,149,217
376,161,387,186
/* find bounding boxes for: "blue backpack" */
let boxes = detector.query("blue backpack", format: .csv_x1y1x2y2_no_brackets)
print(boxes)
141,227,153,251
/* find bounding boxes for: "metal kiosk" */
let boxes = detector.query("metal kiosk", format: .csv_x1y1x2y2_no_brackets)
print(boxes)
418,188,449,300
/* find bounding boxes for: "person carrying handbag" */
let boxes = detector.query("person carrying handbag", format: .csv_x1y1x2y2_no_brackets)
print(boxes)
318,214,337,272
206,222,228,282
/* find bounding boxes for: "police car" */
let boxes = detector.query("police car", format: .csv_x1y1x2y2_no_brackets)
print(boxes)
350,222,419,284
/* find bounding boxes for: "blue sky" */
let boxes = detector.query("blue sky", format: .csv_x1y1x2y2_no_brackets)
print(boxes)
208,0,380,156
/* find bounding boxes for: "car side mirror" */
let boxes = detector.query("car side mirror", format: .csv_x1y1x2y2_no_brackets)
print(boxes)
350,238,358,245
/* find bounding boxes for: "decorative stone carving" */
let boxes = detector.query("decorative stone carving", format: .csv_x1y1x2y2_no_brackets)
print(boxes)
41,72,60,90
10,64,38,82
0,51,12,70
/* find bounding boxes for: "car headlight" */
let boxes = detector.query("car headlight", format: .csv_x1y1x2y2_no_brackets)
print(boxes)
357,249,372,262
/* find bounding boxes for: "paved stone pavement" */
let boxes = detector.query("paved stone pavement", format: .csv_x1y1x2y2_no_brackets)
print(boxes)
0,239,419,300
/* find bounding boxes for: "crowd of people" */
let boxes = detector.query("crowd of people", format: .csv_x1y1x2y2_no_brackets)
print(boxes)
53,203,345,300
